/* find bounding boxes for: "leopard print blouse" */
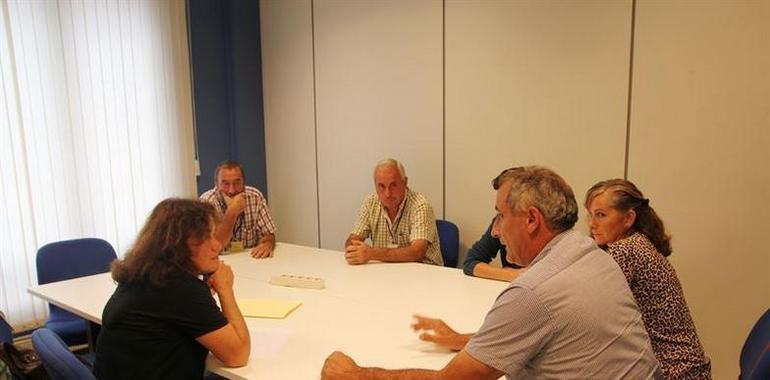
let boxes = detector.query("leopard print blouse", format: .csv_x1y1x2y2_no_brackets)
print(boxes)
606,232,711,379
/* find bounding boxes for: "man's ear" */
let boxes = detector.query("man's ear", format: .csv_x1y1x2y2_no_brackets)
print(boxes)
526,207,543,234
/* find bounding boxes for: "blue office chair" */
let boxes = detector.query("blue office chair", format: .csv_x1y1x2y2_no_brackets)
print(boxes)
436,220,459,268
740,308,770,380
36,238,117,346
31,328,96,380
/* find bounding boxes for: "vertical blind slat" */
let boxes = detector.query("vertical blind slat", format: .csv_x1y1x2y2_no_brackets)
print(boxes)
0,0,195,327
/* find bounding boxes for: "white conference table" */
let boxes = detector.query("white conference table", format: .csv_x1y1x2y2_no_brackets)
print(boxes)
28,243,507,379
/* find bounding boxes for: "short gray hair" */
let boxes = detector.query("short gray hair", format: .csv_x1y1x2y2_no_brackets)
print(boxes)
373,158,407,180
492,166,578,233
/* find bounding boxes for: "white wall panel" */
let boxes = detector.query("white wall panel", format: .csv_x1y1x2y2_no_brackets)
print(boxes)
313,0,444,249
261,2,768,375
630,2,770,378
445,0,632,263
261,0,319,246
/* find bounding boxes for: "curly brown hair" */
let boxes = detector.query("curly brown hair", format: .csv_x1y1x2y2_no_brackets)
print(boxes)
111,198,220,286
584,179,672,257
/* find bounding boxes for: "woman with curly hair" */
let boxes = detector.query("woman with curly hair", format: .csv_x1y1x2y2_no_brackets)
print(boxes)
95,198,250,380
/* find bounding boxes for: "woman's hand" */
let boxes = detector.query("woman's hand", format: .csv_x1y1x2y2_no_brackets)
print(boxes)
207,261,234,295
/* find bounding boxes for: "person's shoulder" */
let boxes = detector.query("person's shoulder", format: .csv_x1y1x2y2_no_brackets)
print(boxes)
165,272,208,292
243,187,270,207
557,229,597,250
521,231,608,287
199,188,218,201
244,186,265,197
495,281,543,308
117,272,206,298
360,192,378,204
406,189,434,208
353,194,379,219
545,230,602,264
608,233,657,260
407,188,427,200
629,232,657,251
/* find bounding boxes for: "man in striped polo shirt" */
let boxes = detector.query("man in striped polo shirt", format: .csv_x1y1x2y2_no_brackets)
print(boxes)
322,166,660,379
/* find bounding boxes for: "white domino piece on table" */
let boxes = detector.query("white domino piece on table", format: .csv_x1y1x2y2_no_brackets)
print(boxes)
269,274,326,290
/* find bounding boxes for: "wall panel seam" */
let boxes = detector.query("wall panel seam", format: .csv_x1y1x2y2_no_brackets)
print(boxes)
442,0,446,220
311,0,321,247
624,0,636,179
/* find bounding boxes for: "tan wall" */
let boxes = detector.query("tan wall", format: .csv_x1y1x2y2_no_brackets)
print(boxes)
313,0,444,249
445,0,631,262
260,0,770,377
630,2,770,379
261,0,319,246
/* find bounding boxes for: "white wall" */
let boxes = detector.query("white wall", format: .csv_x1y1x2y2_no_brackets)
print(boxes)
261,0,318,247
445,0,631,261
630,2,770,379
260,1,770,378
313,0,444,249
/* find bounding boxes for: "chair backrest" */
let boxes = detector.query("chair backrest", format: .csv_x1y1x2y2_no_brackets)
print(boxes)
436,220,459,268
0,312,11,345
31,328,96,380
36,238,117,285
740,308,770,380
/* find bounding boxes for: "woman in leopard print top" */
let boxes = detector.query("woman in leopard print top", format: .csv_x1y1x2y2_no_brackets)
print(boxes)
585,179,711,379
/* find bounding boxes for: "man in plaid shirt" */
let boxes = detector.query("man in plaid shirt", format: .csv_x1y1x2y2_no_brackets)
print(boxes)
200,160,277,258
344,158,442,266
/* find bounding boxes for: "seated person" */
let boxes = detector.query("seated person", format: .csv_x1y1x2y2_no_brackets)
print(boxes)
200,160,277,258
94,199,250,380
344,158,442,266
585,179,711,379
323,166,660,379
462,216,524,281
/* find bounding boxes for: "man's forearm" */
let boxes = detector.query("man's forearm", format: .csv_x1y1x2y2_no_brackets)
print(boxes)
322,350,501,380
215,208,240,246
472,263,521,282
368,244,426,263
360,368,439,380
452,334,474,351
217,289,251,352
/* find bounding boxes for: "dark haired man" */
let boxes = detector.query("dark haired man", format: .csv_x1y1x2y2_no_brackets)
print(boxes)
200,161,276,258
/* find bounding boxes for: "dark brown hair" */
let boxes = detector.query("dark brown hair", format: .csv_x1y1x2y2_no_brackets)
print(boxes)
214,160,245,186
584,179,672,257
111,198,219,286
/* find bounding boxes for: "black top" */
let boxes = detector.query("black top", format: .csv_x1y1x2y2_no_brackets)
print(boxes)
94,272,228,380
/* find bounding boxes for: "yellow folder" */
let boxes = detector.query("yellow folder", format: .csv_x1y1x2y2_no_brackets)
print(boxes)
237,299,302,319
